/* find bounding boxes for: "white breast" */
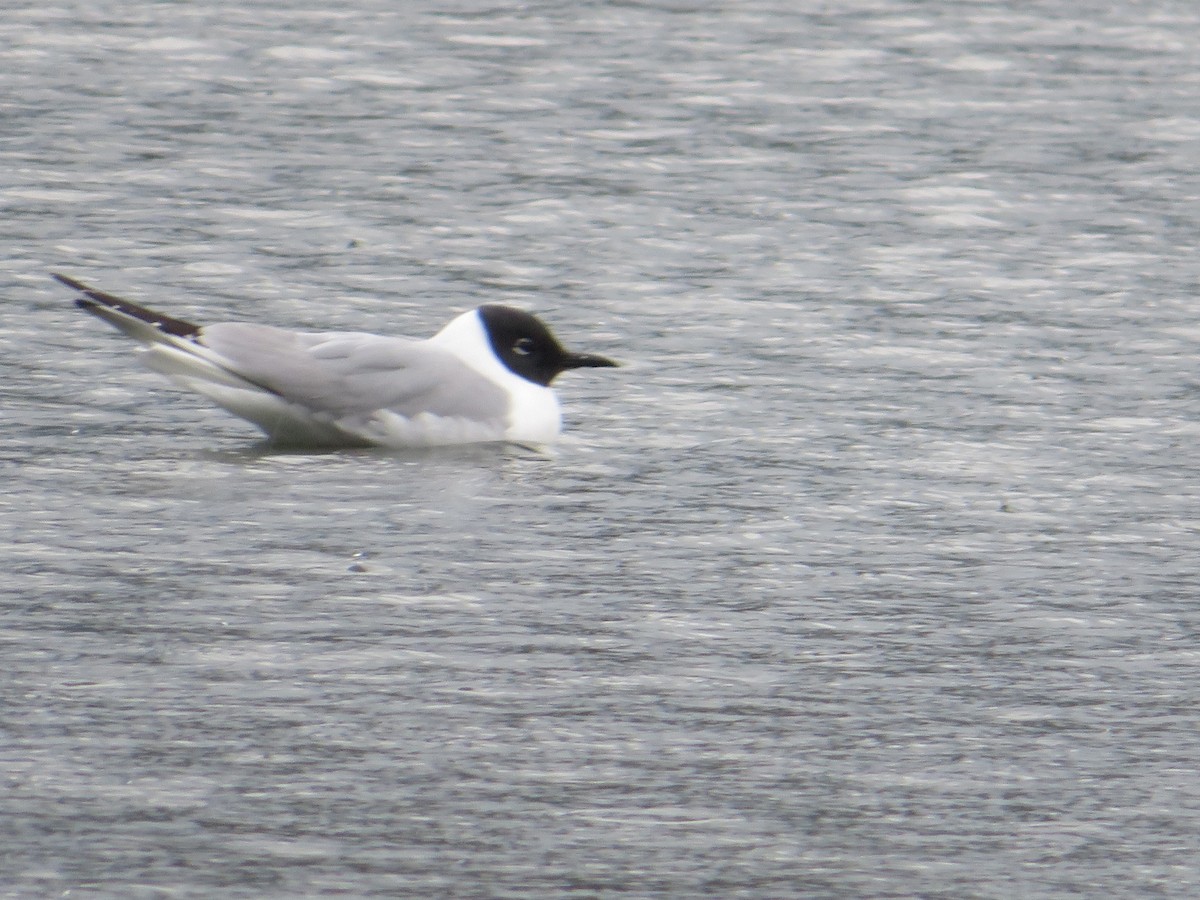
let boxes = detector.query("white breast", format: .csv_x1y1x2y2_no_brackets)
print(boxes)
430,310,562,443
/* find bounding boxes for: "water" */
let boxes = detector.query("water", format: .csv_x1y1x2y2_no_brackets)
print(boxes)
3,1,1200,896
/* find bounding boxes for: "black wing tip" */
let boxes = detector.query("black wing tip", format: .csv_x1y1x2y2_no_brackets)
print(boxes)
52,271,203,339
53,272,104,305
52,272,88,291
53,271,115,311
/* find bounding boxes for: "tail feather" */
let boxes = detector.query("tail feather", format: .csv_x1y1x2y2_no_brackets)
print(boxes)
53,273,201,341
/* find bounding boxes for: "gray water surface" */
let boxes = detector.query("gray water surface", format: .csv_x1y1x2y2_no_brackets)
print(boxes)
4,2,1200,897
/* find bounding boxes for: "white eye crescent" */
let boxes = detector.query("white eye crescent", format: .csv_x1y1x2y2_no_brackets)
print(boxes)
513,337,536,356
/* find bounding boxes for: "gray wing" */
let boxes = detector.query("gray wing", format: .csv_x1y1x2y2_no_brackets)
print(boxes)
197,323,509,423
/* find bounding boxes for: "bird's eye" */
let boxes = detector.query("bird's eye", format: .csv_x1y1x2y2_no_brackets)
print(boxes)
513,337,536,356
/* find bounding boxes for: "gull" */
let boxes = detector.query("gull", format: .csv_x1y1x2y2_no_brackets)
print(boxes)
54,273,618,448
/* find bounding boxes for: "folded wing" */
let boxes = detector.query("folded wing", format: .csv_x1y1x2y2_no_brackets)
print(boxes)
197,323,510,425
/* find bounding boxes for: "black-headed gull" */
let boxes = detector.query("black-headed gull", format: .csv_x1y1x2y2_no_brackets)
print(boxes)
55,273,618,448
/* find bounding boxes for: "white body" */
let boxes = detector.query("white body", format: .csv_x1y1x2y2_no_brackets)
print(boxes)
114,308,561,449
428,310,562,444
